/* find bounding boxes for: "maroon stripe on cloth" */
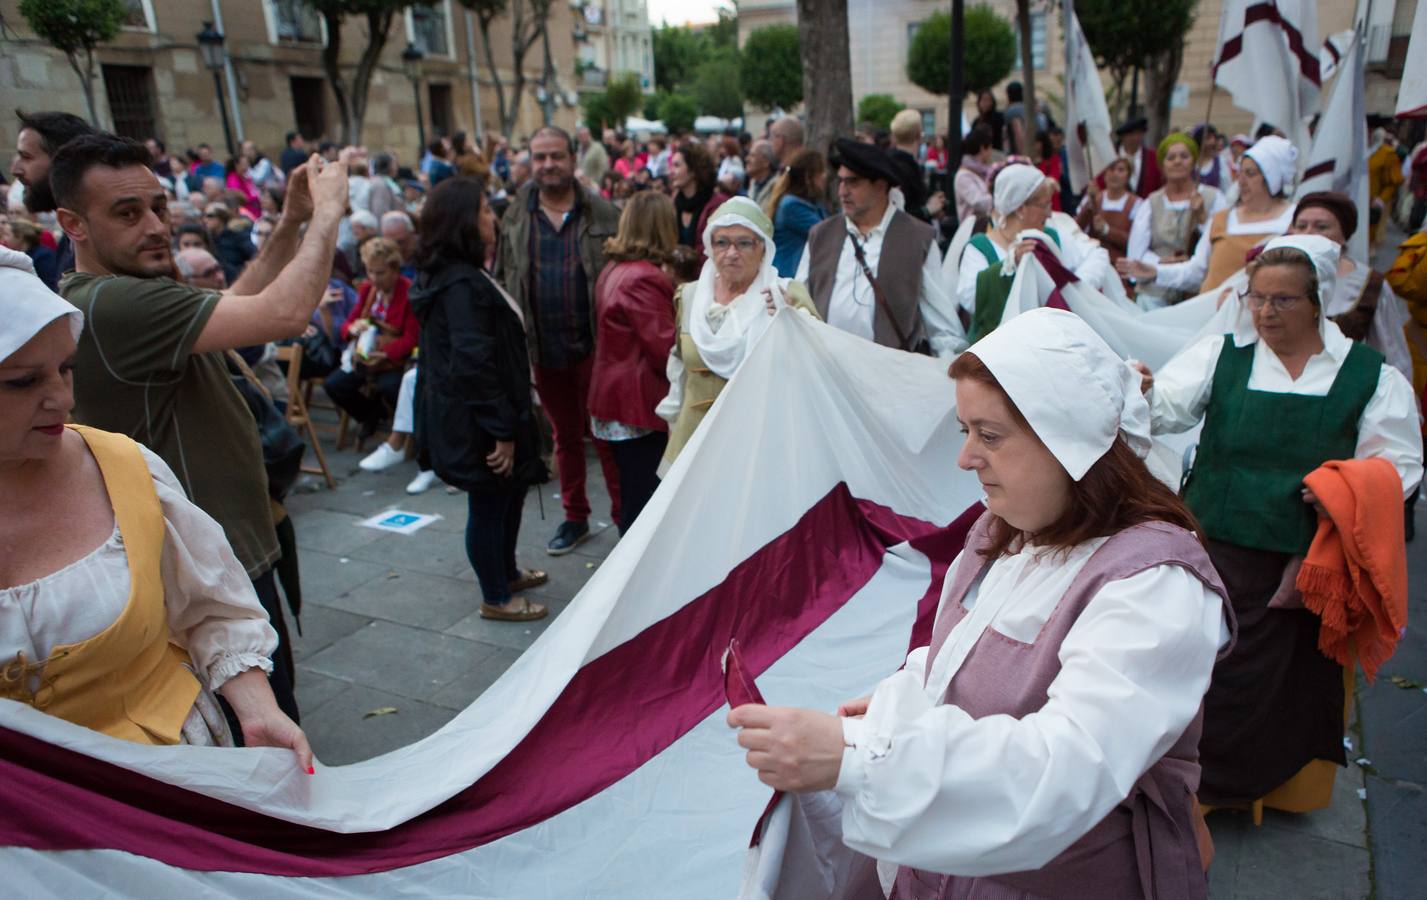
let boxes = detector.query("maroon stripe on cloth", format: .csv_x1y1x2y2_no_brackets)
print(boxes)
0,484,968,877
1303,160,1336,180
1031,241,1080,311
1213,2,1322,84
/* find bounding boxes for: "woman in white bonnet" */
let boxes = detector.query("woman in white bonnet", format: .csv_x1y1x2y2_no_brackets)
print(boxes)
0,247,312,771
731,308,1231,898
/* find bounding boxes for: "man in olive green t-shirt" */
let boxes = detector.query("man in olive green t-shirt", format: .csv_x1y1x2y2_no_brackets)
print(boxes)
52,133,348,722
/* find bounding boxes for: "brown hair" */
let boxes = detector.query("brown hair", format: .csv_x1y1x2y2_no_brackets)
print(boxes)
763,148,826,219
675,141,717,193
949,352,1202,560
1246,246,1320,308
604,191,678,265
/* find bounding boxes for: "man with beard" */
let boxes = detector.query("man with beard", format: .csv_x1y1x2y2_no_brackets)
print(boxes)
10,110,95,278
51,133,348,725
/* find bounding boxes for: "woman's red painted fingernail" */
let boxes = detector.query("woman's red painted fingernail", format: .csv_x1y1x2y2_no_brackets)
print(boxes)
307,766,316,775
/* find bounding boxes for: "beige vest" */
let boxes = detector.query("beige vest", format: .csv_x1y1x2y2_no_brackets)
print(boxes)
805,210,934,351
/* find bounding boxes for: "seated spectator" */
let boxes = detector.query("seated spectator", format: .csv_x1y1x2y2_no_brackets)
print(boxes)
2,217,59,291
323,238,419,441
174,223,213,254
173,247,227,290
225,156,262,219
203,202,254,283
380,210,419,280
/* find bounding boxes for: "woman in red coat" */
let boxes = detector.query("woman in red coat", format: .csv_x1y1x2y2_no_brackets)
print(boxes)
588,191,679,534
323,237,420,439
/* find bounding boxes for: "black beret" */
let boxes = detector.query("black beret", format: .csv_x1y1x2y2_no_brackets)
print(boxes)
830,137,902,187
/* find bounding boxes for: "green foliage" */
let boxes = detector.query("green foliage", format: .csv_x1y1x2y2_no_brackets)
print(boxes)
643,90,664,120
740,25,802,112
652,6,738,94
857,94,905,130
604,71,644,126
18,0,124,54
705,6,738,50
582,91,614,132
693,53,743,120
658,92,699,134
1072,0,1196,85
906,6,1016,97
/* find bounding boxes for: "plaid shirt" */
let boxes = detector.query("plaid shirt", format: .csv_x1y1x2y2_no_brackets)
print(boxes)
527,189,592,369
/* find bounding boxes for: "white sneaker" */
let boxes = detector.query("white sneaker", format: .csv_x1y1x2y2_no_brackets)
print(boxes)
405,469,440,494
359,442,406,472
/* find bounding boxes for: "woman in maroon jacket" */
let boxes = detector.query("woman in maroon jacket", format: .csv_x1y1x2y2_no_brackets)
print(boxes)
323,237,420,439
588,192,679,534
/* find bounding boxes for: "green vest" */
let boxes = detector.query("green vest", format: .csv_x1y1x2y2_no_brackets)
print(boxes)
1182,337,1383,555
966,228,1061,343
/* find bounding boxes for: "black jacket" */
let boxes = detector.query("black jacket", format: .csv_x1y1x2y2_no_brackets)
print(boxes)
409,261,546,491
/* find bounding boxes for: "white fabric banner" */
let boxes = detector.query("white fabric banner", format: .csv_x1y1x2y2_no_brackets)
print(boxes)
1062,1,1117,194
1397,1,1427,118
1212,0,1322,150
1298,27,1370,265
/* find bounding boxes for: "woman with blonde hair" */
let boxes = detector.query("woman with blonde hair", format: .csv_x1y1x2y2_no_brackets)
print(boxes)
587,191,680,533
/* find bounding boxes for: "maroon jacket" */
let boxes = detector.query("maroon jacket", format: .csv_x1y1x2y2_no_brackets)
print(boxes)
587,260,676,432
340,275,420,364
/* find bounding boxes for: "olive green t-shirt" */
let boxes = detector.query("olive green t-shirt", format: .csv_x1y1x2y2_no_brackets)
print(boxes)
60,272,279,578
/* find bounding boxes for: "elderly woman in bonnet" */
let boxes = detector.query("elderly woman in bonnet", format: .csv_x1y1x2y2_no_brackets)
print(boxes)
730,308,1231,897
0,247,312,770
656,197,820,471
955,163,1113,341
1121,135,1298,298
1140,234,1422,814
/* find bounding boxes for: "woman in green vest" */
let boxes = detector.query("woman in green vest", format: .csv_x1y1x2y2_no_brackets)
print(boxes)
657,197,820,472
0,248,312,770
1140,234,1422,814
954,163,1113,341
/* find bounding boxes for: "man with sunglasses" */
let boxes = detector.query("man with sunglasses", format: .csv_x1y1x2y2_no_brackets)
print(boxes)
795,138,965,358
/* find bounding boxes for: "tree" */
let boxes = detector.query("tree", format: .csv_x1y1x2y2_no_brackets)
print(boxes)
1073,0,1196,141
741,25,803,113
652,22,704,93
582,91,615,132
857,94,904,130
693,54,743,120
604,71,644,128
658,93,698,134
18,0,124,127
460,0,556,138
307,0,436,145
907,7,1015,99
797,0,853,156
1014,0,1038,158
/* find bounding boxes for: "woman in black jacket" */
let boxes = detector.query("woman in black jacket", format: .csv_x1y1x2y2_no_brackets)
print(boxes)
410,177,550,621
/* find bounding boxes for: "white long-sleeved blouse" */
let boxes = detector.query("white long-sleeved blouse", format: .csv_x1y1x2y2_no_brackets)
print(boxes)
1151,204,1295,293
832,537,1225,875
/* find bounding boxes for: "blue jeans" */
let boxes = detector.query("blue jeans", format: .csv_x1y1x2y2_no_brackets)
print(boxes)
465,482,527,604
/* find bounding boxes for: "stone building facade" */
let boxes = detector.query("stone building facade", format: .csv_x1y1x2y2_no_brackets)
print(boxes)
0,0,584,162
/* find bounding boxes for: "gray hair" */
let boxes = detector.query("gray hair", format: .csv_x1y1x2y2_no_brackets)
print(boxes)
173,248,217,279
770,116,805,148
750,140,777,166
350,209,379,230
380,210,414,234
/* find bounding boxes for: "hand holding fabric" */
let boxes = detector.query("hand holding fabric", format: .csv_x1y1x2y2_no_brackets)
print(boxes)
728,704,844,792
218,668,314,773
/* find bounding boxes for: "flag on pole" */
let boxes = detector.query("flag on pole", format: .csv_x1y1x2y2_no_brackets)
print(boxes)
1062,0,1116,194
1212,0,1322,148
1317,29,1356,83
1397,1,1427,118
1298,27,1369,264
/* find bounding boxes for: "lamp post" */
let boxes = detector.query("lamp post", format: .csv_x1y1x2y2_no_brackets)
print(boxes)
196,22,236,158
402,43,426,153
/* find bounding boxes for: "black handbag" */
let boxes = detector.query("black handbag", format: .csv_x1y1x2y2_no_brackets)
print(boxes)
227,351,307,501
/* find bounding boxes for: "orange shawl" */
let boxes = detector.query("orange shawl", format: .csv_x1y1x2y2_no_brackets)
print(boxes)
1296,458,1409,682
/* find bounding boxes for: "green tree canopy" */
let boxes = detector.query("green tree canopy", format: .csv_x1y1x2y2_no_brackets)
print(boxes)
740,25,802,112
652,6,738,94
658,92,699,134
582,91,614,132
1072,0,1196,125
693,53,743,120
906,6,1016,98
18,0,125,126
857,94,905,130
604,71,644,127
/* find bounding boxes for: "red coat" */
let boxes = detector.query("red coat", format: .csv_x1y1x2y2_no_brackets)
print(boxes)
587,260,676,432
340,275,420,364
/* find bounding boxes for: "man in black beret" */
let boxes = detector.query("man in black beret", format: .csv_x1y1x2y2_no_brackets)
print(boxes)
794,137,966,357
1113,117,1162,197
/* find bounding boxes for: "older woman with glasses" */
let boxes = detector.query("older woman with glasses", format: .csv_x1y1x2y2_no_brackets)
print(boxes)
1138,234,1422,817
656,197,820,470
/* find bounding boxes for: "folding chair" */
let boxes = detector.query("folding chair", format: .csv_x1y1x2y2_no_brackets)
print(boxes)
274,344,338,489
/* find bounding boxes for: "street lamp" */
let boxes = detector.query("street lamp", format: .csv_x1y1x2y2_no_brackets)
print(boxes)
402,43,426,154
196,22,236,158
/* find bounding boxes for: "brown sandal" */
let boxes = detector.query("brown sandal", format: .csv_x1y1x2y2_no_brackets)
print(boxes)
480,596,549,621
508,569,549,592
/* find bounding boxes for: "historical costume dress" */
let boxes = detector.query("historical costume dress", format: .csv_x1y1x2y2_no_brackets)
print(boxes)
1148,236,1422,809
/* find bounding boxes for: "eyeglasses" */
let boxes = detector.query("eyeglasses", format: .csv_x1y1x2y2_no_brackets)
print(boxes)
710,237,758,254
1240,290,1308,311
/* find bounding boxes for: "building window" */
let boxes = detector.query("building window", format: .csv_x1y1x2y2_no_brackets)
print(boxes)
103,65,158,140
120,0,155,31
410,2,452,58
907,21,921,46
290,76,328,141
428,83,454,139
268,0,324,45
1014,11,1047,71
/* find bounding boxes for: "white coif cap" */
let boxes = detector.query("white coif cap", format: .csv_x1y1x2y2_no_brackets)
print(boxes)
967,308,1151,481
0,245,83,363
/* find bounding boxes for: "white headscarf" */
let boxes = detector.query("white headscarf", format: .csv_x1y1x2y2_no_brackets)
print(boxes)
0,245,83,363
967,308,1152,481
688,197,786,380
1232,233,1341,348
1242,135,1299,197
991,163,1052,226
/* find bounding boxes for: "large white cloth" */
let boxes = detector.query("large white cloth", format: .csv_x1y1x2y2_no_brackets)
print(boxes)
832,538,1224,874
954,222,1114,315
1297,29,1370,265
1330,262,1414,382
970,308,1151,479
1212,0,1321,149
1152,204,1297,294
1062,3,1116,195
793,203,967,358
1396,0,1427,118
0,245,82,361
